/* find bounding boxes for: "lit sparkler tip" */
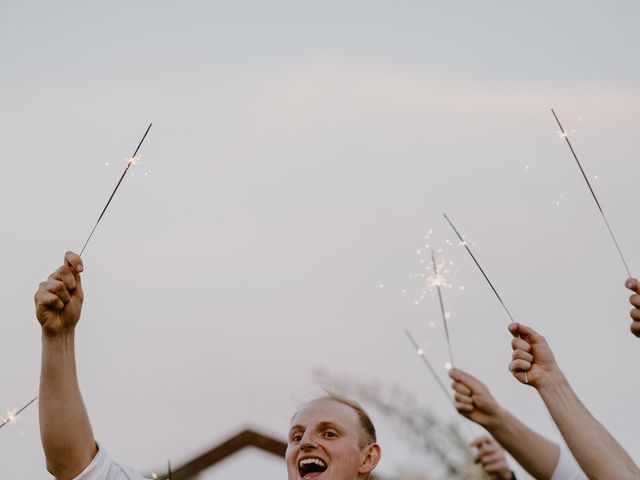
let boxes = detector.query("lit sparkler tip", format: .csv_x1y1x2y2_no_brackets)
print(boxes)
416,348,424,356
6,408,18,425
379,283,384,289
444,362,453,371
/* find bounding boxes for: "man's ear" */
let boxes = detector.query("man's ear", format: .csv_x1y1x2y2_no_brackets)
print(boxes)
358,443,381,475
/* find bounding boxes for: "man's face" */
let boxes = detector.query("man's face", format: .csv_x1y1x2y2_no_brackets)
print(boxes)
285,399,378,480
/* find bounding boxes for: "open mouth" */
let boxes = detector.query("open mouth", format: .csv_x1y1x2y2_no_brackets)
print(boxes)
298,457,328,479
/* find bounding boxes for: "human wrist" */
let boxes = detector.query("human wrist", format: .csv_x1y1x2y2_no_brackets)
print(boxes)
535,366,567,394
482,405,509,431
41,327,76,341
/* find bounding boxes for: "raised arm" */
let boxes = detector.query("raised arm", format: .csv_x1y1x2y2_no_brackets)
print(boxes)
36,251,97,479
508,323,640,480
449,368,560,480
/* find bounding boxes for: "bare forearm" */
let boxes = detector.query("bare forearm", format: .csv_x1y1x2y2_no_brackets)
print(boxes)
484,408,559,480
538,371,639,480
40,332,97,479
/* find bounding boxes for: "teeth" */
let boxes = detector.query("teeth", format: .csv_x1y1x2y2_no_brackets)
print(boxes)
299,458,326,468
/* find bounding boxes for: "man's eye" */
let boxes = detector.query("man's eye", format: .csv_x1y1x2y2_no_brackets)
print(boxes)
323,431,337,438
292,434,303,442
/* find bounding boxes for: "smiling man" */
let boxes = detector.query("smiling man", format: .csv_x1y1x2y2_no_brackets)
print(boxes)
286,396,381,480
35,252,381,480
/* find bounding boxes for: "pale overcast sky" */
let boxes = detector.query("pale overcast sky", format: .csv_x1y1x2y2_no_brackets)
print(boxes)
1,1,640,479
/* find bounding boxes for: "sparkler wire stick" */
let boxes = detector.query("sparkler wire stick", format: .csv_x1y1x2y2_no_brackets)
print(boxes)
404,330,476,439
443,213,528,383
79,123,153,256
0,396,38,430
550,109,632,278
431,249,455,367
443,213,515,323
404,329,453,403
168,460,173,480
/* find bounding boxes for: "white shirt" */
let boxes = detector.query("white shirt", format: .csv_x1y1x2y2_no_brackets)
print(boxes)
73,445,147,480
551,444,588,480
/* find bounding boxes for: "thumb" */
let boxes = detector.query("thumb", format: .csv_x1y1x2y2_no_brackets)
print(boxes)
64,251,84,296
625,278,640,295
451,368,486,395
509,323,543,344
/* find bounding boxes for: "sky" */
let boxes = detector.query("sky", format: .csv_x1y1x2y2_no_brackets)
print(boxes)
1,1,640,478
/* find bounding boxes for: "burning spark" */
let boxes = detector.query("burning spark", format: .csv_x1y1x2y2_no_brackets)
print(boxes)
551,108,631,277
0,397,38,431
79,124,152,256
5,408,18,426
416,348,424,356
444,362,453,371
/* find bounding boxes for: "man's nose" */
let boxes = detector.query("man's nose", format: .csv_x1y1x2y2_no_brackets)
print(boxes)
300,431,318,450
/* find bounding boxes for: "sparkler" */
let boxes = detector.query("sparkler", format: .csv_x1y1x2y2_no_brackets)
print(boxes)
404,330,453,403
404,330,476,439
551,109,632,278
0,396,38,430
79,123,153,256
168,460,173,480
431,249,455,368
443,213,515,323
442,213,527,382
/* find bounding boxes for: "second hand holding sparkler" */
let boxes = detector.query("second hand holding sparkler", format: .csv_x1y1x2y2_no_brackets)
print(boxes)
79,123,153,256
442,213,528,383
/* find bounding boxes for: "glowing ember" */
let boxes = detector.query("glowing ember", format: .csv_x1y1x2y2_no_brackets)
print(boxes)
416,348,424,356
5,408,18,426
444,362,453,371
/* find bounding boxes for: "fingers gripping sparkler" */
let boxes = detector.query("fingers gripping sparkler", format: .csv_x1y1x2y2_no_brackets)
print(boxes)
430,249,455,369
442,213,528,383
79,123,153,256
550,109,632,278
0,396,38,430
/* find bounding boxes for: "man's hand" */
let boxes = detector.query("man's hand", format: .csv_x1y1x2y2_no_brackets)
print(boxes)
449,369,503,428
625,278,640,338
35,251,84,336
471,436,515,480
508,323,561,389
